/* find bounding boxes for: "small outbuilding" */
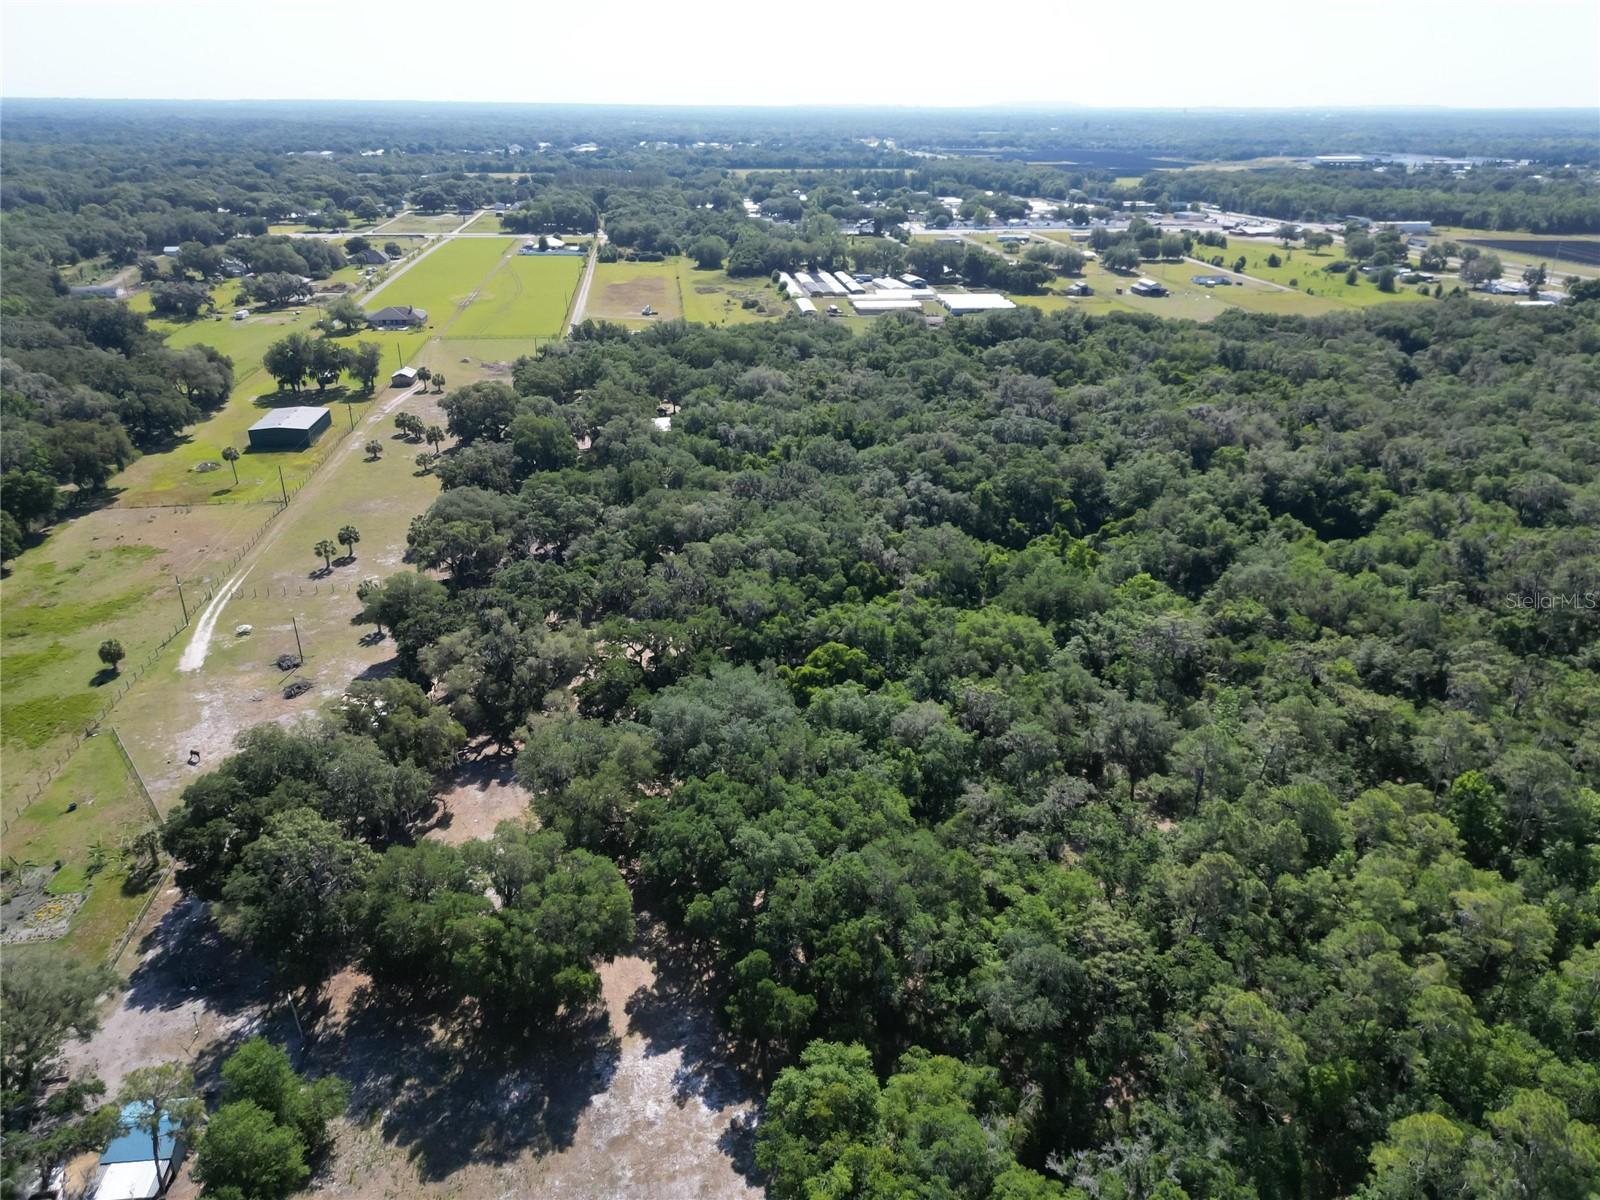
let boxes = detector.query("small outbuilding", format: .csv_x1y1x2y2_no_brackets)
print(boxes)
392,366,419,388
1130,278,1168,297
353,247,389,265
94,1103,188,1200
247,406,331,451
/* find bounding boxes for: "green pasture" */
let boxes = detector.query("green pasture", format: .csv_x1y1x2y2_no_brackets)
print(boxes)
1212,242,1436,306
1,504,272,784
447,253,583,339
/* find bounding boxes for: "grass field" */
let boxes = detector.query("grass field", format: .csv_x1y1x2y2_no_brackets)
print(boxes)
2,504,277,785
1212,241,1437,307
586,257,782,328
375,212,469,235
359,237,518,358
446,254,583,340
124,280,374,507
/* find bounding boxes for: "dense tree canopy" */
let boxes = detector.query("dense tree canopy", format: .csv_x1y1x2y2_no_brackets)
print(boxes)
351,297,1600,1198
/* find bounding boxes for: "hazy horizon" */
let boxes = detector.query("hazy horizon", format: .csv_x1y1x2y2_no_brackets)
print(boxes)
4,0,1597,110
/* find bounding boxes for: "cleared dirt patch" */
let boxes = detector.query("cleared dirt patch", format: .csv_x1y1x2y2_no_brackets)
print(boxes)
307,918,761,1200
425,747,531,844
595,273,681,321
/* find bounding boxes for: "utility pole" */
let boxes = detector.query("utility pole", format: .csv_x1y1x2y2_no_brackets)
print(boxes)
291,616,304,662
347,402,355,430
278,466,289,507
175,578,188,624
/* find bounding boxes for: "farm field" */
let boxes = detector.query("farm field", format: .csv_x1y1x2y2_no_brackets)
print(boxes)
120,280,385,503
122,281,377,508
375,211,470,234
586,257,782,327
445,253,583,341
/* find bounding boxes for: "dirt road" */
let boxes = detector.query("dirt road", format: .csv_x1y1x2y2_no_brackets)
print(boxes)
566,226,602,333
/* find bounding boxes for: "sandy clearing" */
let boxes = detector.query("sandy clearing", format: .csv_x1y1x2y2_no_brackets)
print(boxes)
307,920,762,1200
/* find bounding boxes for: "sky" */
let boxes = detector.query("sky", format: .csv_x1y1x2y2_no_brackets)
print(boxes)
2,0,1598,109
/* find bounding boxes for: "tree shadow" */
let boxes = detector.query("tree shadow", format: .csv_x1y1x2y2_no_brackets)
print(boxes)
123,896,275,1020
309,982,620,1181
90,667,121,688
621,918,757,1117
357,630,386,648
717,1115,763,1188
351,657,399,683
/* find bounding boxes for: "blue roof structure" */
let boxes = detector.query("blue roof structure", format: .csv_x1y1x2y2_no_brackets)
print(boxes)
100,1103,184,1164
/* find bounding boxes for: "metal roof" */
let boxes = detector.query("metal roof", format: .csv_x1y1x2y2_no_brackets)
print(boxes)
101,1103,183,1164
249,406,329,432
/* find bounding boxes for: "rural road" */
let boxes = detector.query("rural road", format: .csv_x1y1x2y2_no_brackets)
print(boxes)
567,226,602,333
174,382,427,673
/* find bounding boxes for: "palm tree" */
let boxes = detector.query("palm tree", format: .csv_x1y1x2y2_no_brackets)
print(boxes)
415,366,433,388
432,372,446,393
425,425,445,451
221,446,240,484
337,525,361,560
314,538,337,571
365,439,383,460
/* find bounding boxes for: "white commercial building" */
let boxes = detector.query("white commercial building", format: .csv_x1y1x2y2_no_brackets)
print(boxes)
937,292,1017,314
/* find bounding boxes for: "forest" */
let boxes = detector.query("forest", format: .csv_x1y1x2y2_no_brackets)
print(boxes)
148,299,1600,1198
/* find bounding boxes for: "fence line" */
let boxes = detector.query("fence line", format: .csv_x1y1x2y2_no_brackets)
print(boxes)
105,860,176,969
0,413,350,831
110,726,161,826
